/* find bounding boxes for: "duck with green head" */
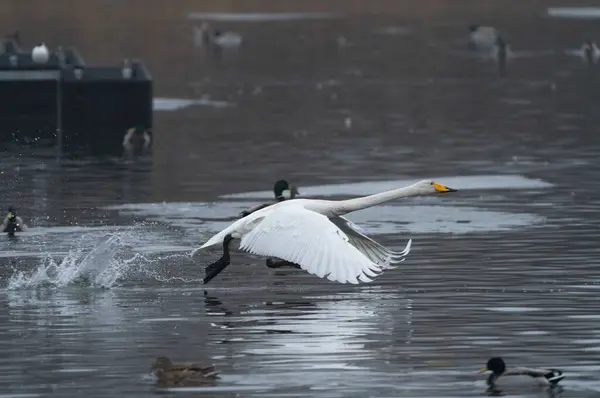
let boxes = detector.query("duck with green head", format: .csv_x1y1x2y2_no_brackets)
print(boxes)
239,180,301,270
480,357,565,394
1,206,27,237
151,356,219,388
239,180,299,218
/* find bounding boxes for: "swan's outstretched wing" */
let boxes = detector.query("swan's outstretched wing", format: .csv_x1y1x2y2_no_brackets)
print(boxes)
330,216,411,268
238,206,392,284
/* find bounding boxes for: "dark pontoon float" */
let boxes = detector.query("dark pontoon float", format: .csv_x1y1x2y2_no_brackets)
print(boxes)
0,38,153,155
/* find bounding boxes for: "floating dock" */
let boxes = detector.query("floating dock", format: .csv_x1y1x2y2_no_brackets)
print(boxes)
0,38,153,155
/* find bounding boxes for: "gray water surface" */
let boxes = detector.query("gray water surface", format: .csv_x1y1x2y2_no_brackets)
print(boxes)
1,10,600,398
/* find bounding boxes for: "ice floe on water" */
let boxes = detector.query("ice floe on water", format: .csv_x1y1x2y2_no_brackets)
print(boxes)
220,175,553,200
153,97,234,111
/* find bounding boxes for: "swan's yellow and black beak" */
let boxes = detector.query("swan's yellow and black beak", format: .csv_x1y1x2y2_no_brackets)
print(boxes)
479,367,489,373
433,182,457,193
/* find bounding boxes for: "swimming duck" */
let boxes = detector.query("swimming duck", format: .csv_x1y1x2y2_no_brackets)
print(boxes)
151,356,219,388
193,22,243,51
1,206,27,237
469,25,500,51
123,125,151,152
480,357,565,392
581,40,600,65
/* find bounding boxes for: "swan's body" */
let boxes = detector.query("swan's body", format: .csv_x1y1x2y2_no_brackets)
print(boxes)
480,357,565,393
193,180,456,284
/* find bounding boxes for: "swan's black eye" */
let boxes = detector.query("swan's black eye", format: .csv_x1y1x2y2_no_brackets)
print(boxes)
430,182,434,185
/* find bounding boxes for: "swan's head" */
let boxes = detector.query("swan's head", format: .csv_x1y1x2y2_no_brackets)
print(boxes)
412,180,457,195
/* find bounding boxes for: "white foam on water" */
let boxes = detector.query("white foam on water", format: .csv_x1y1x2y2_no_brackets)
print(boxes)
4,228,187,290
153,97,234,111
219,175,553,199
6,232,142,289
186,12,340,22
547,7,600,19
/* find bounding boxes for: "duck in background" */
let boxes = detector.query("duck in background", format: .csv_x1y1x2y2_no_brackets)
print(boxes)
123,125,151,153
239,180,300,218
193,21,243,54
1,206,27,237
151,356,219,388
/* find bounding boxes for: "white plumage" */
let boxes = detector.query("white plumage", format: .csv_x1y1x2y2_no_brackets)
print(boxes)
193,179,456,284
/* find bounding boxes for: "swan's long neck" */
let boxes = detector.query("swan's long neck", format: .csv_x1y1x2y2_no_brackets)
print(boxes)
333,184,422,215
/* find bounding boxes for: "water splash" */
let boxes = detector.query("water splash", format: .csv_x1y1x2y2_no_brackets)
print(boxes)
7,231,147,290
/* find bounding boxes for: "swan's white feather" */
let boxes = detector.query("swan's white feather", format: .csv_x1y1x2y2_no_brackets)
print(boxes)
237,206,391,284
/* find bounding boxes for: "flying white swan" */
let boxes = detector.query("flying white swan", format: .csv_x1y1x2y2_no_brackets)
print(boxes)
192,179,457,285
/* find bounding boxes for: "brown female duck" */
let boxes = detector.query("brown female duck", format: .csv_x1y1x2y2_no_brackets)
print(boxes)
151,356,219,388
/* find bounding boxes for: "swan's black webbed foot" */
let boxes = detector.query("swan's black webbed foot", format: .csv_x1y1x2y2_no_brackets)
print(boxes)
265,258,301,269
203,234,234,284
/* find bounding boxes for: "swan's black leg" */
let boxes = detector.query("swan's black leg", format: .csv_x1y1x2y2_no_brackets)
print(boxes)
265,258,301,269
203,234,234,284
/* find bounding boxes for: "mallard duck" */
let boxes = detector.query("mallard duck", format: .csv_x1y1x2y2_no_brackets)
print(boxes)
480,357,565,392
239,180,299,218
194,180,456,284
1,207,27,237
151,356,219,388
123,125,151,152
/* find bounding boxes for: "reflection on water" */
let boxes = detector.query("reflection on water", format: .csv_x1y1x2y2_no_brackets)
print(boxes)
0,9,600,398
